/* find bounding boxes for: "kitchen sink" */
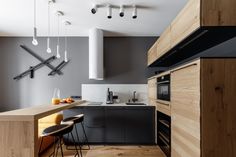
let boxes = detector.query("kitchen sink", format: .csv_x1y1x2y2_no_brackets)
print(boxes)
125,102,146,105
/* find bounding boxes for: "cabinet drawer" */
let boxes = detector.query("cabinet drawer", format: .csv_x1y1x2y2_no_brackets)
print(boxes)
170,0,200,47
156,100,171,116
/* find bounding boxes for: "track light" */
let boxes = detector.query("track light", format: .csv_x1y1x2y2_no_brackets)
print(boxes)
91,4,97,14
119,5,124,17
107,5,112,19
132,5,137,19
32,0,38,46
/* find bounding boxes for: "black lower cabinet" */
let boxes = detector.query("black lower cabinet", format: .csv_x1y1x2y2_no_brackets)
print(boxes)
124,107,155,144
63,106,105,144
63,106,155,145
105,107,125,143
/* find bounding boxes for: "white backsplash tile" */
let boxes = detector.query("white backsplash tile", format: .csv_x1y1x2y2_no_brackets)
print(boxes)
82,84,147,103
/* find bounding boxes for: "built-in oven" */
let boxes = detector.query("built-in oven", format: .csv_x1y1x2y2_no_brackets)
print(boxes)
157,111,171,157
157,74,170,101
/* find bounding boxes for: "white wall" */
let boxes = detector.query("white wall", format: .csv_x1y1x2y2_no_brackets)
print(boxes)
82,84,147,103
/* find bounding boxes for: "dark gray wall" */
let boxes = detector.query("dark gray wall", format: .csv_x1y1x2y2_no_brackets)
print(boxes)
0,37,157,111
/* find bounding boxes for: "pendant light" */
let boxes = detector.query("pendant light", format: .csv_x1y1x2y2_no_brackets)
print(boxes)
46,0,54,53
32,0,38,46
63,21,71,62
55,11,63,58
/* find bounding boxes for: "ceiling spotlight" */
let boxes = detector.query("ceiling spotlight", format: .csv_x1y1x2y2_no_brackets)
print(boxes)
132,5,137,19
91,4,97,14
119,5,124,17
107,5,112,19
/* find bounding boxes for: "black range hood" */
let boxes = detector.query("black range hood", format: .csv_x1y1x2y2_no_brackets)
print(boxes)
149,26,236,67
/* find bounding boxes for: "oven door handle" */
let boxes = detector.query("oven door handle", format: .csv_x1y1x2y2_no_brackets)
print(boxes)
157,80,170,84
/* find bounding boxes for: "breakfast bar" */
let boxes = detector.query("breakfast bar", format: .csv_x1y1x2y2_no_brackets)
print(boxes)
0,100,86,157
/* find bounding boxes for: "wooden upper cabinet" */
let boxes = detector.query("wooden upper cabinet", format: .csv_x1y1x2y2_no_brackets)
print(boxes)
156,26,171,59
147,0,236,67
170,0,200,47
201,0,236,26
147,41,157,66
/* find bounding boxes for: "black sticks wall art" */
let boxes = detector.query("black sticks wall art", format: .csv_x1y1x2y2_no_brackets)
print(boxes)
13,45,69,80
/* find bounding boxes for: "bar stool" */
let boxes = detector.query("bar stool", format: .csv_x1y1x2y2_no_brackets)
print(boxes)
62,114,90,150
39,121,80,157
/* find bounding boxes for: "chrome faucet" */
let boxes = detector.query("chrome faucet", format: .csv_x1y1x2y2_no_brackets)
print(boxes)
132,91,138,103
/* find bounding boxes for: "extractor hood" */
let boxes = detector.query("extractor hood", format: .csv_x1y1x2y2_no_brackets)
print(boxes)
89,28,104,80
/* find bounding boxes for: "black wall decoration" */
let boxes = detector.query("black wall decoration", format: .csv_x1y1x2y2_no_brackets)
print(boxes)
13,45,69,80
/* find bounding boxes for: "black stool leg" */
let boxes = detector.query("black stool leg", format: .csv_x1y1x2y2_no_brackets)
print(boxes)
71,132,80,157
75,125,83,157
38,137,44,155
55,137,60,157
81,122,90,150
59,136,64,157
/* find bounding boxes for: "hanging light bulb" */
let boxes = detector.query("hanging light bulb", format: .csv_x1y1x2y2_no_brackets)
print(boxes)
55,11,63,58
32,0,38,46
46,0,53,53
63,21,71,62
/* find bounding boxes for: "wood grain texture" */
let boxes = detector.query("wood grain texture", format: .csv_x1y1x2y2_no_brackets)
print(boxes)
156,26,171,59
171,60,201,157
40,145,166,157
156,101,171,116
148,77,157,106
201,0,236,26
201,59,236,157
0,121,37,157
147,41,158,66
170,0,201,48
0,100,86,121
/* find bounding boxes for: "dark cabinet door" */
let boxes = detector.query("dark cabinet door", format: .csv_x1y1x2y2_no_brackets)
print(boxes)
63,106,105,144
83,106,105,143
105,107,125,143
124,106,155,144
63,107,85,144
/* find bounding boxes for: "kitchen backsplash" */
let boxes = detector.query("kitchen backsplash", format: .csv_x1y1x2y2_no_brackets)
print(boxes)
82,84,147,103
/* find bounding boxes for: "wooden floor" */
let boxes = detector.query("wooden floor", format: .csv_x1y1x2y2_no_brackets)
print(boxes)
40,145,166,157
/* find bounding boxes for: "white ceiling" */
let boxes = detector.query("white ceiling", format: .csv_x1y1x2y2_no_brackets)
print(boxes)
0,0,188,37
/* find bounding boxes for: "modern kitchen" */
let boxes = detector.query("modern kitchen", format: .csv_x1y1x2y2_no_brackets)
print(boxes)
0,0,235,157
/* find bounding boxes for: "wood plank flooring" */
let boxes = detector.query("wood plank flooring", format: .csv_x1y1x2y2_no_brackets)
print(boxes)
40,145,166,157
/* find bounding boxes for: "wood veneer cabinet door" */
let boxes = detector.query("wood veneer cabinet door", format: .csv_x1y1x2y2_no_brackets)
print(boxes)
148,77,157,106
170,0,201,48
156,26,171,59
171,61,201,157
147,42,158,66
201,0,236,26
201,59,236,157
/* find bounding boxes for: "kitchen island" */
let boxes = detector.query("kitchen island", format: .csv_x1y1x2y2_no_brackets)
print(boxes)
63,103,155,145
0,100,86,157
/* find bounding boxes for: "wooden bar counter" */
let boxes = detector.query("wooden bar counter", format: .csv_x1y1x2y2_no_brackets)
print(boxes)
0,100,86,157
